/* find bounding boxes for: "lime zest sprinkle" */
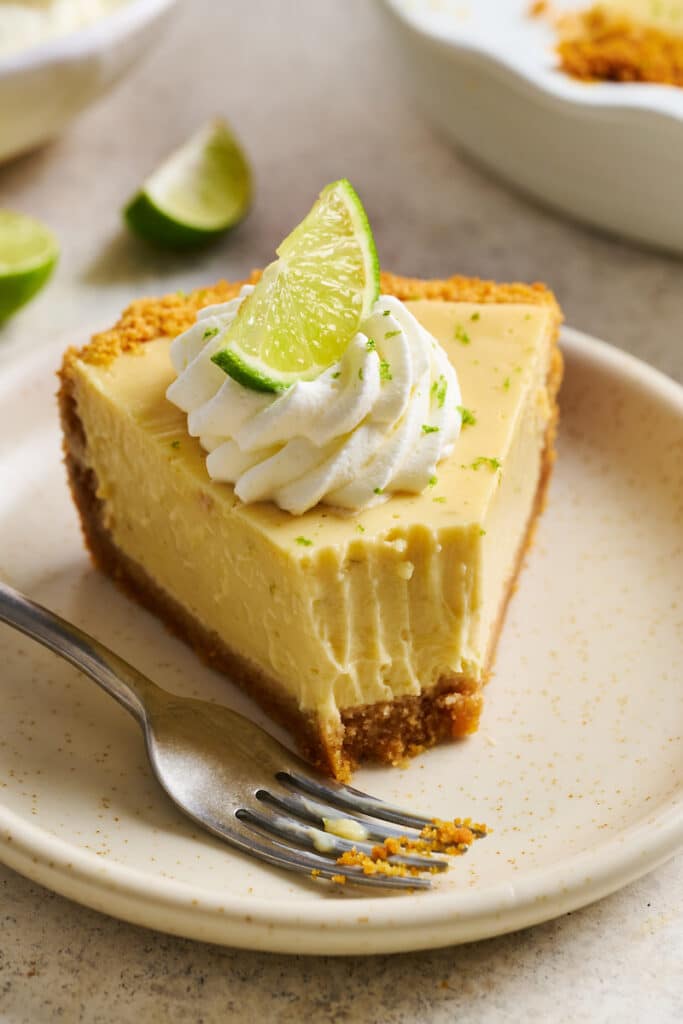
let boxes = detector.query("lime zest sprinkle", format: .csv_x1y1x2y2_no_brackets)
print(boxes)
356,524,365,533
332,371,341,379
296,536,313,546
170,440,180,449
382,309,391,317
455,324,471,345
503,376,511,391
379,359,392,381
203,326,219,340
469,456,501,472
358,367,364,381
433,496,446,503
373,486,384,495
422,424,440,435
428,475,438,487
456,405,476,427
366,338,376,351
384,330,401,339
431,375,448,408
470,311,481,322
479,528,487,536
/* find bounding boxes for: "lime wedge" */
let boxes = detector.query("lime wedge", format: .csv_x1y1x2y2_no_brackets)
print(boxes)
124,119,252,249
211,179,380,391
0,211,58,323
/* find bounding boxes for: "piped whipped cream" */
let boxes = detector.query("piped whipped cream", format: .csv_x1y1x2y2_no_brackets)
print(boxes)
166,287,463,515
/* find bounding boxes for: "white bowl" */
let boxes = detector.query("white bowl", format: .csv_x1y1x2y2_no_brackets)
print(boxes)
381,0,683,255
0,0,178,164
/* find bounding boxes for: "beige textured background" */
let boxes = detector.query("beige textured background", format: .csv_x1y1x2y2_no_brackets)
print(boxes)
0,1,681,1021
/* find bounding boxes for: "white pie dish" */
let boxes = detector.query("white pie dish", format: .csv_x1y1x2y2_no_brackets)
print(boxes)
380,0,683,255
0,325,681,954
0,0,178,164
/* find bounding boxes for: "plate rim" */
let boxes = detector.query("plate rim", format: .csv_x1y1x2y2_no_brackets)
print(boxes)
1,326,682,954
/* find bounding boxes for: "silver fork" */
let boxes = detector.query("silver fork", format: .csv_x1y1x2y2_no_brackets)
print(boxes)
0,580,482,890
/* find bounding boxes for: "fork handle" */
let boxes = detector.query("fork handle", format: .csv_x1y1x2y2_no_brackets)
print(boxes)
0,579,161,724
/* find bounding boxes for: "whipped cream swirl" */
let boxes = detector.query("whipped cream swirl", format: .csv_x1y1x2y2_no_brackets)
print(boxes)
166,286,462,515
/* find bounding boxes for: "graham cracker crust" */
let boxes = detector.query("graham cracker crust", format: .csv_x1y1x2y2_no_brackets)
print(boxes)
555,7,683,87
58,272,563,780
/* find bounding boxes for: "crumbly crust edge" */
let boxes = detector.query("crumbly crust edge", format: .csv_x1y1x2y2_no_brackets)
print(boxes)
61,269,561,369
555,7,683,87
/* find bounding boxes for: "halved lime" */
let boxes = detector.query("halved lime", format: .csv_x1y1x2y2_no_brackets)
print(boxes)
124,119,252,249
211,179,380,391
0,211,58,323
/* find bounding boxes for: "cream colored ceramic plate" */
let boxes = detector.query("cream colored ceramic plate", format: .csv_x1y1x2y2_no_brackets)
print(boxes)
0,328,682,955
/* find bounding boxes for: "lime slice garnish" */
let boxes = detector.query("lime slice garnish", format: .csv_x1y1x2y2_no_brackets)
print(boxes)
0,210,58,323
123,119,252,249
211,179,380,391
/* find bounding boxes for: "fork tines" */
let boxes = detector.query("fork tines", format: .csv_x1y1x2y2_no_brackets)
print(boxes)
232,769,484,891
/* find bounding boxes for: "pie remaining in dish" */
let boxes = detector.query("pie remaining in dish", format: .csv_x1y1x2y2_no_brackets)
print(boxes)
543,2,683,86
58,271,562,779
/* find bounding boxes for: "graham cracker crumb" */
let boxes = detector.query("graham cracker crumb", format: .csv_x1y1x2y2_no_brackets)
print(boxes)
337,849,413,878
556,6,683,85
334,816,488,880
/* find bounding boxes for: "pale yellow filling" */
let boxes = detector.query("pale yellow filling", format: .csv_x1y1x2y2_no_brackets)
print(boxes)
69,301,554,725
598,0,683,33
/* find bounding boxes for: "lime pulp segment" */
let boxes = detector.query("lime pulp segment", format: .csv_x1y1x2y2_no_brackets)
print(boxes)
211,179,380,391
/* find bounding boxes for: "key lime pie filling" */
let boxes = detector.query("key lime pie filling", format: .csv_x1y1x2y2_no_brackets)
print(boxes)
58,184,562,779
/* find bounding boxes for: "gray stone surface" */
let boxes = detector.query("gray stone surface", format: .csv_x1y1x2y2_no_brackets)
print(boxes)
0,1,681,1021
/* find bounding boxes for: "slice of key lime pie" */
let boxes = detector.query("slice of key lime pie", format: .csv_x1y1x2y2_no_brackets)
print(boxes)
59,181,562,779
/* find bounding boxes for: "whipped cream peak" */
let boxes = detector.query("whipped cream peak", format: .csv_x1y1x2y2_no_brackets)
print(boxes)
166,287,463,515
